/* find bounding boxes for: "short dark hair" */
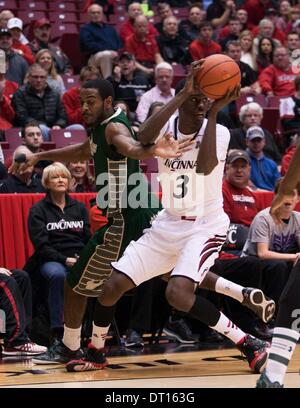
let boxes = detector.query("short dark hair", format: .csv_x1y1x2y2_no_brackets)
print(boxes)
21,121,41,138
82,79,115,100
199,21,213,31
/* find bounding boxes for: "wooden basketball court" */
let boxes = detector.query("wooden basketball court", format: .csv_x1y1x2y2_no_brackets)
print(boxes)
1,344,300,388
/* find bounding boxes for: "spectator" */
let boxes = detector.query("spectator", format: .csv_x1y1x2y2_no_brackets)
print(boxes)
253,12,286,45
279,75,300,133
29,18,72,75
189,21,221,61
80,4,122,78
62,65,100,127
0,72,15,132
219,17,242,51
286,31,300,53
136,62,174,123
0,146,45,193
0,28,28,85
28,162,91,343
239,30,257,71
156,16,191,65
281,132,300,176
256,36,276,75
120,1,158,42
206,0,236,29
115,100,140,133
245,126,281,191
229,102,282,164
153,2,173,34
125,14,163,76
225,40,260,96
259,46,297,97
108,52,151,112
12,64,68,141
219,8,255,40
242,179,300,274
0,267,47,355
179,2,206,41
67,161,96,193
223,149,260,226
7,18,34,65
276,1,293,33
35,49,66,96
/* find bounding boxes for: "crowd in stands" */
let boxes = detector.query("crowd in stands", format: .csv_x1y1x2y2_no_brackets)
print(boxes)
1,0,300,351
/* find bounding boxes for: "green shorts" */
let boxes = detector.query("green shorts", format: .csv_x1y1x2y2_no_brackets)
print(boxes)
67,207,159,297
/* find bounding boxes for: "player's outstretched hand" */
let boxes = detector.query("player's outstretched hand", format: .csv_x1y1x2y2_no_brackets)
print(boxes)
154,132,193,158
9,152,39,175
210,85,241,114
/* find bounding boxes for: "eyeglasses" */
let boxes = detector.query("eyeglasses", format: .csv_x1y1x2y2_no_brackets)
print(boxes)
30,75,47,79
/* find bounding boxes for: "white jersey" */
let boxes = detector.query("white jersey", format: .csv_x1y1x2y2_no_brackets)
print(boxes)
156,115,230,217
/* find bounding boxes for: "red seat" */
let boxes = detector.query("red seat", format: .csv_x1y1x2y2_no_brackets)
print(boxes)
173,8,189,19
51,129,87,148
41,142,56,150
261,108,280,136
50,22,78,42
62,74,80,90
172,64,187,87
19,1,48,11
0,0,18,11
235,94,268,112
141,158,158,173
48,2,78,12
60,32,86,73
0,141,9,150
4,128,23,150
267,96,282,108
49,11,79,24
17,11,48,27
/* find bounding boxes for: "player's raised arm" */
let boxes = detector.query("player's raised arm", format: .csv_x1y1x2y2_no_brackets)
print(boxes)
196,86,240,175
138,60,204,145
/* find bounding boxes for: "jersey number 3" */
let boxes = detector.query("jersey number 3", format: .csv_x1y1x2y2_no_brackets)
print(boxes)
173,175,189,199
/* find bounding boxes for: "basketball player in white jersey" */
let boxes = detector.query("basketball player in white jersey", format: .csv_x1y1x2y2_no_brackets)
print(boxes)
65,65,271,373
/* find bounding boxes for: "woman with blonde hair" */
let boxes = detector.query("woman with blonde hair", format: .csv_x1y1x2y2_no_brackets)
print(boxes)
28,162,91,343
35,49,66,95
239,30,257,71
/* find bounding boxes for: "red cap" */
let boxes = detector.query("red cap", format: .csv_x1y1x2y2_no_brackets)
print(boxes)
34,18,51,29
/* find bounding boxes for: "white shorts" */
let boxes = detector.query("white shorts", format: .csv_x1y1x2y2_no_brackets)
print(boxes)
112,209,229,286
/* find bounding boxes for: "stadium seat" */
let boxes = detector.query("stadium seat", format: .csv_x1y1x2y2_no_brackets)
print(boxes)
0,141,9,150
50,129,87,148
172,64,187,87
62,74,80,90
235,94,267,112
41,142,56,150
261,107,280,136
49,11,78,24
267,96,282,108
0,0,18,11
48,2,78,12
19,1,48,11
17,10,48,26
60,32,86,73
4,128,23,150
51,22,78,42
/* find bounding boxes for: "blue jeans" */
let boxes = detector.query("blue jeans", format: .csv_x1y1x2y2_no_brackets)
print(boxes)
40,262,67,329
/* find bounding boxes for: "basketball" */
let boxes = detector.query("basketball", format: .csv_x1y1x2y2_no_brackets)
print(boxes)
196,54,241,99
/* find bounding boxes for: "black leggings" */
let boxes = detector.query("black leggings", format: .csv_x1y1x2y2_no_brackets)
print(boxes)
276,260,300,329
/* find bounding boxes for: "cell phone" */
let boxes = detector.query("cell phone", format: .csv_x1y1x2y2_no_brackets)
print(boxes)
0,50,6,74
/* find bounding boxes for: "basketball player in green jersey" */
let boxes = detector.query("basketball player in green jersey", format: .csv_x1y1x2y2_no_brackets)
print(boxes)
19,75,273,369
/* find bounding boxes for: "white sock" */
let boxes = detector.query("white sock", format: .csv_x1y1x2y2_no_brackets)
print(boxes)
265,327,300,384
63,325,81,351
91,323,110,349
210,312,246,344
215,277,244,303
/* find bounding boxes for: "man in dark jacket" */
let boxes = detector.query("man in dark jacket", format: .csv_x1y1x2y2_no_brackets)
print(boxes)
80,4,122,78
12,64,68,141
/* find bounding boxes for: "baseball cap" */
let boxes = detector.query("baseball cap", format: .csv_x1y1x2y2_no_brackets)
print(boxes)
0,28,12,37
265,8,278,16
7,17,23,30
119,52,135,61
246,126,265,141
227,150,250,164
34,18,51,29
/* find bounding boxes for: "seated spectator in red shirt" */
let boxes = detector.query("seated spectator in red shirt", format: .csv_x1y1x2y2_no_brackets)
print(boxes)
0,72,15,132
62,65,100,127
189,21,221,61
7,18,34,65
120,2,158,42
223,149,260,227
281,132,300,176
279,75,300,133
125,14,163,76
259,46,297,97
